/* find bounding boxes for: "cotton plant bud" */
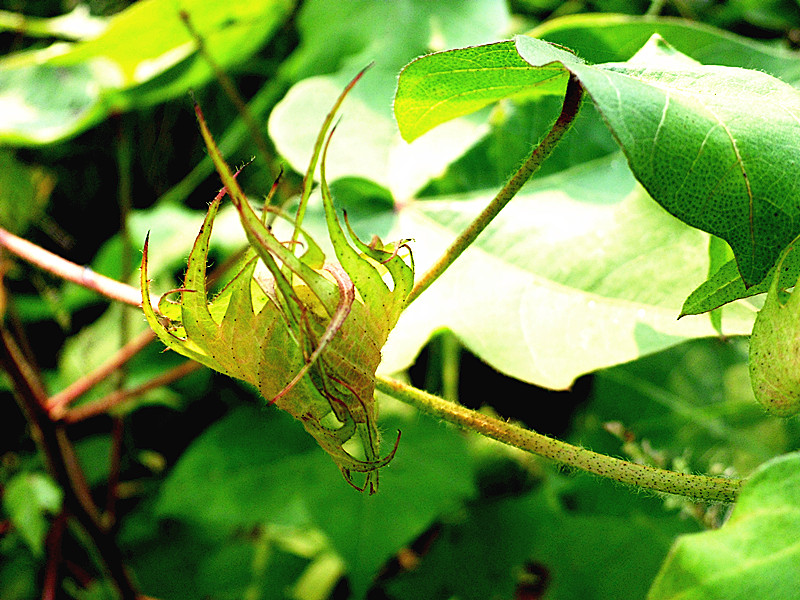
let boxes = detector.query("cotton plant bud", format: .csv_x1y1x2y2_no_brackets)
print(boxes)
749,250,800,417
141,77,414,493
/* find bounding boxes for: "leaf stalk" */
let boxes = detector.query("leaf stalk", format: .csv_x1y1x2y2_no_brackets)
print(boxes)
406,74,585,305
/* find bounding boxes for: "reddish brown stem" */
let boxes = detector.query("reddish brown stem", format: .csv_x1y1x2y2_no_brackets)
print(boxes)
62,360,203,424
0,227,157,310
47,329,156,416
42,512,67,600
106,417,125,523
0,326,140,599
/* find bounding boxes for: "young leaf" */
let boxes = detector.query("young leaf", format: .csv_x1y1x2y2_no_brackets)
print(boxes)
393,40,576,143
680,251,800,316
141,79,414,493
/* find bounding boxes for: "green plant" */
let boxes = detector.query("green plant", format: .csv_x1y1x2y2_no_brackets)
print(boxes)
2,1,800,599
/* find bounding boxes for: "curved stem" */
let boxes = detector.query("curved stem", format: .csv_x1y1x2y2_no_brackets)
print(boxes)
376,374,743,503
406,74,585,305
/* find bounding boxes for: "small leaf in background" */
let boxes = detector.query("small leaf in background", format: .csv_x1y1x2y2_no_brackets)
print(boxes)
2,472,63,556
681,229,800,317
0,551,38,600
0,6,108,41
0,0,294,145
0,151,55,234
648,452,800,600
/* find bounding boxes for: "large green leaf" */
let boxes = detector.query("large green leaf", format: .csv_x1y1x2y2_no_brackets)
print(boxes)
0,0,293,145
156,406,322,530
543,34,800,288
156,403,475,598
649,452,800,600
333,154,754,390
395,33,800,288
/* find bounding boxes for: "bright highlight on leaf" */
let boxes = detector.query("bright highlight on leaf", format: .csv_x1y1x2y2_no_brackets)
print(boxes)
141,71,414,493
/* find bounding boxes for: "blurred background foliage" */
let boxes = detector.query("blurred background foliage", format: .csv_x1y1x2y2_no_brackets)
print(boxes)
2,0,800,599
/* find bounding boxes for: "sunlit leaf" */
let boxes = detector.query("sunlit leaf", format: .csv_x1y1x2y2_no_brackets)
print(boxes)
0,0,293,144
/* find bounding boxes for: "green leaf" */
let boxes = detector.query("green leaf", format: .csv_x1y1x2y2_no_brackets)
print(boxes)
156,403,475,598
680,251,800,316
0,151,54,235
0,6,108,41
0,551,38,600
2,472,63,556
156,406,320,530
393,40,575,142
515,33,800,287
301,411,475,599
649,452,800,600
0,0,293,145
360,155,755,390
396,32,800,288
390,477,696,600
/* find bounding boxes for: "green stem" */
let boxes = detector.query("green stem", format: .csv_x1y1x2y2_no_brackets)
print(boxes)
406,74,585,305
375,375,743,503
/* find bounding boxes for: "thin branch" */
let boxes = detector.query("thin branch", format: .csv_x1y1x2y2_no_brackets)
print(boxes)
406,75,585,305
375,374,743,503
0,227,156,310
105,417,125,523
0,326,140,599
62,360,203,424
47,329,156,416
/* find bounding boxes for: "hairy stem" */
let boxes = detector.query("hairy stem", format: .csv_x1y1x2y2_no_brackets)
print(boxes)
376,375,743,503
406,75,584,305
